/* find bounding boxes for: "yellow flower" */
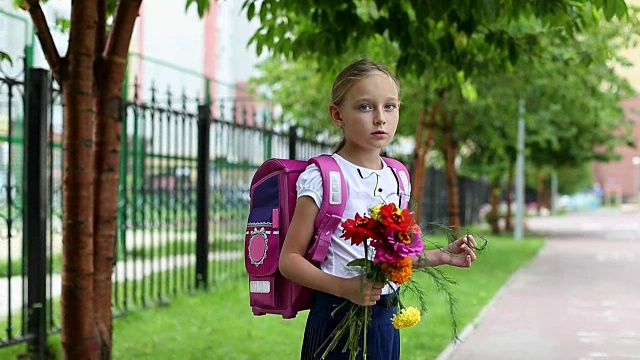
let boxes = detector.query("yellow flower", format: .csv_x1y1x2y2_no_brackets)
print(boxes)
391,306,421,329
370,204,383,221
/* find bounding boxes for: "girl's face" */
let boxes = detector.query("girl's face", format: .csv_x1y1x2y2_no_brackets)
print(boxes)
330,72,400,154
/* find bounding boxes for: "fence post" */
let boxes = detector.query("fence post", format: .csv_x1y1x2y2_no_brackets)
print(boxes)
195,105,211,288
263,109,272,160
23,68,49,358
288,126,297,160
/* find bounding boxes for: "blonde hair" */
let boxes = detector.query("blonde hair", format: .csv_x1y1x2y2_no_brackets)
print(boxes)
331,59,400,152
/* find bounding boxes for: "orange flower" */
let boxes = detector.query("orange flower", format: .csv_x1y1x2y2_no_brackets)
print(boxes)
381,256,413,285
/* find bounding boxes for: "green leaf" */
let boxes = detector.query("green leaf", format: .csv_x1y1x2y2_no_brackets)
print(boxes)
259,1,268,23
460,81,477,102
55,18,70,32
184,0,211,18
481,0,498,20
0,51,13,66
198,0,210,17
255,35,264,57
184,0,195,14
615,0,628,19
600,0,628,20
107,0,117,15
247,2,255,20
346,258,370,267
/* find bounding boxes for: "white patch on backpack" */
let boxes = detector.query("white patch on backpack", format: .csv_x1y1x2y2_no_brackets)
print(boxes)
250,281,271,294
329,171,342,205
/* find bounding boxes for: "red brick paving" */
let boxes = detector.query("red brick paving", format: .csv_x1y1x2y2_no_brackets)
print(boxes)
438,209,640,360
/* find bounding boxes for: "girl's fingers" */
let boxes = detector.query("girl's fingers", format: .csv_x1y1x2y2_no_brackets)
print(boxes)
465,246,477,261
466,235,478,249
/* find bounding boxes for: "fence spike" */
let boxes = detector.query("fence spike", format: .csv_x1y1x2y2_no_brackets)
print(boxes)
166,86,173,109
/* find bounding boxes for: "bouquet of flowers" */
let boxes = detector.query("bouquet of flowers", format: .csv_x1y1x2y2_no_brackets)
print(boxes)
315,202,435,360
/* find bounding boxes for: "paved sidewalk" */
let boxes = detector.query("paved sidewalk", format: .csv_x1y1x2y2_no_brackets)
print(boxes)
438,208,640,360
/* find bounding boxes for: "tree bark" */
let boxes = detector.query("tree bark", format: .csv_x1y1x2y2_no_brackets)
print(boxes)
489,178,501,234
442,118,460,235
505,163,514,231
61,1,101,359
536,170,545,215
27,0,142,358
411,107,427,220
536,170,551,214
23,0,61,81
410,93,442,224
93,1,142,359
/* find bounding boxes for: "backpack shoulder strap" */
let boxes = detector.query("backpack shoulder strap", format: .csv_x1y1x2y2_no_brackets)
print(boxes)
382,157,411,209
306,154,347,263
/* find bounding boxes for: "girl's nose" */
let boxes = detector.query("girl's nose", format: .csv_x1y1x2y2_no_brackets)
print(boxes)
374,109,386,125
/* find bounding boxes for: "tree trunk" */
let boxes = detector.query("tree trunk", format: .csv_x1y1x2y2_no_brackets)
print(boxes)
411,107,427,220
411,101,439,222
442,119,460,235
93,1,142,359
26,0,142,358
505,163,514,232
489,178,501,234
536,170,551,214
410,91,442,224
61,1,101,359
536,170,545,215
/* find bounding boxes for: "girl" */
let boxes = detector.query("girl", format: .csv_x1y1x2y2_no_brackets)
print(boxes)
279,59,478,360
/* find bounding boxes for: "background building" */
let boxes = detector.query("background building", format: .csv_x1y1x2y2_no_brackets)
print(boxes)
591,0,640,204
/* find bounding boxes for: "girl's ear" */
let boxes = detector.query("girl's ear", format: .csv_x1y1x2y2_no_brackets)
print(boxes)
329,104,343,128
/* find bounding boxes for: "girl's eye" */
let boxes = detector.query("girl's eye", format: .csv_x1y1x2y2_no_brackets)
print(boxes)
385,103,398,110
359,104,372,111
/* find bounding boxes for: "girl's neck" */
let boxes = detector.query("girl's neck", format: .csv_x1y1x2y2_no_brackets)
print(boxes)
335,148,383,170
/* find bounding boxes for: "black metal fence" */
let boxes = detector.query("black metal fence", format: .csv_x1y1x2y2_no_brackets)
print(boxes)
421,168,488,228
0,66,488,354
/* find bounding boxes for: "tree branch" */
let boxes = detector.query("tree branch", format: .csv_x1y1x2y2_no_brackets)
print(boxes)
103,0,142,67
96,0,107,57
22,0,62,81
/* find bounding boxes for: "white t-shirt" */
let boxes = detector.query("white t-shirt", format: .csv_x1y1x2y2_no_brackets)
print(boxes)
296,153,411,294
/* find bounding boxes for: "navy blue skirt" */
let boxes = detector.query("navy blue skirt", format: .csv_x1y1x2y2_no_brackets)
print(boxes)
301,291,400,360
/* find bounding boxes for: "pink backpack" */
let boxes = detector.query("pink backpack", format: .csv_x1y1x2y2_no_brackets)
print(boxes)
244,154,410,318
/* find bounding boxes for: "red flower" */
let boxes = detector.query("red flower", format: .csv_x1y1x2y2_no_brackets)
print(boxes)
379,204,411,232
341,213,376,245
342,204,424,263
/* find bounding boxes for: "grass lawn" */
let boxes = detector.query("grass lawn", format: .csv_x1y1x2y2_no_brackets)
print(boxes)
0,232,543,360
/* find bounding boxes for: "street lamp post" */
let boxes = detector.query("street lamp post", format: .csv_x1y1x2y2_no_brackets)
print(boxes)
515,99,525,241
633,156,640,203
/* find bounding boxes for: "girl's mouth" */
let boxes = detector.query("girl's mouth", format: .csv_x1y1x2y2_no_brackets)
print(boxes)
371,131,388,138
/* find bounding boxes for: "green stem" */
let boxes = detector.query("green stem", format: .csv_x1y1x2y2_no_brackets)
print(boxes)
362,306,369,359
362,243,370,359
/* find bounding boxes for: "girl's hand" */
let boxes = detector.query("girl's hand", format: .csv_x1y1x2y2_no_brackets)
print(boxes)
340,276,384,307
443,234,477,268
